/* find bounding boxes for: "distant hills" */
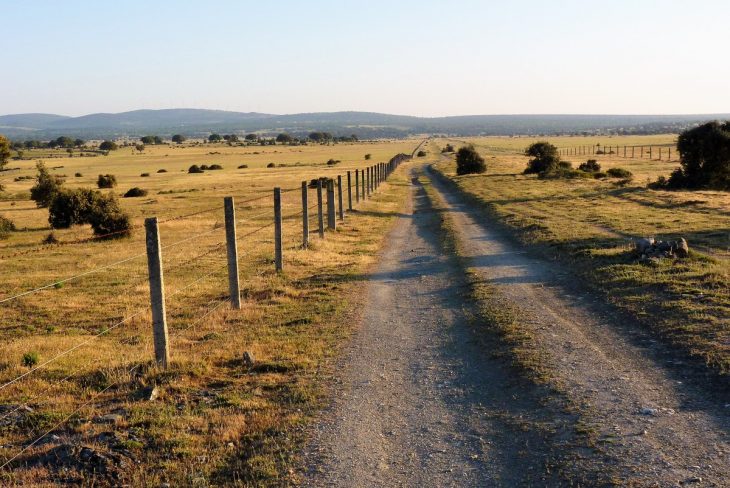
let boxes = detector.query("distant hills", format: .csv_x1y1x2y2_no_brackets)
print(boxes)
1,109,728,140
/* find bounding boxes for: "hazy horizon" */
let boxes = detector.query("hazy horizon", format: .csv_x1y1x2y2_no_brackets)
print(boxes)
3,1,730,117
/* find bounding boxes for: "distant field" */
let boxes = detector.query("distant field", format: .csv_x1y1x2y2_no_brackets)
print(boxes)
0,139,416,485
433,135,729,374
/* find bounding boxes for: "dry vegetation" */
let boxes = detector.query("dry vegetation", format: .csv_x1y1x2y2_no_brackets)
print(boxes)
432,135,729,375
0,139,416,485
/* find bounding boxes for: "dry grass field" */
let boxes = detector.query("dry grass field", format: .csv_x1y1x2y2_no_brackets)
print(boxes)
0,139,418,486
432,135,729,375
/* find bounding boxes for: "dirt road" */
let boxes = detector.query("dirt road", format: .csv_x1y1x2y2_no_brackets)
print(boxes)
302,165,729,487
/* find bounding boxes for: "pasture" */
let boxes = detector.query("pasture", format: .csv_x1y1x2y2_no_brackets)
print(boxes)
433,135,729,374
0,139,416,485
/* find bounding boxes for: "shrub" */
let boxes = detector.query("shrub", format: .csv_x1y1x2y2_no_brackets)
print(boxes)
524,142,560,175
188,165,204,173
157,169,167,173
364,154,372,160
326,159,339,165
42,232,59,244
672,121,730,190
124,187,148,198
237,164,248,169
30,162,64,208
267,162,276,168
140,172,150,177
97,174,117,188
606,167,633,178
456,145,486,175
208,164,223,170
22,352,39,367
578,159,601,172
49,189,131,238
416,150,427,157
593,171,607,179
441,144,455,153
0,216,15,239
200,164,210,170
75,172,83,177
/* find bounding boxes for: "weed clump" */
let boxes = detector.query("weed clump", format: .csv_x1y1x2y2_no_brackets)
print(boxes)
607,167,633,179
22,352,39,367
238,164,248,169
578,159,601,172
267,162,276,168
157,169,167,173
140,172,150,177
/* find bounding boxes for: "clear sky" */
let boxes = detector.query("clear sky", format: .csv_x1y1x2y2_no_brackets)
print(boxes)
2,0,729,117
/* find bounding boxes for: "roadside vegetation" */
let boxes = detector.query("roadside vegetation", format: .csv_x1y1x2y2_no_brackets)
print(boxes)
433,135,729,375
0,138,415,485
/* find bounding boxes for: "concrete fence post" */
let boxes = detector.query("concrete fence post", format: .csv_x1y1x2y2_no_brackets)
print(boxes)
355,169,360,204
301,181,309,249
366,167,370,197
274,187,283,272
145,217,170,368
327,179,336,230
347,171,353,211
337,175,344,221
317,179,325,238
224,197,241,310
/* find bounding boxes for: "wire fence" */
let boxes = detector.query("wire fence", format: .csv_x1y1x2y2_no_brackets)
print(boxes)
557,143,679,162
0,149,416,472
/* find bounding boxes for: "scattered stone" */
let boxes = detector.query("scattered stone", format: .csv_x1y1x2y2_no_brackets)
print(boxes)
675,238,689,258
243,351,256,367
634,237,655,254
634,236,690,263
140,385,160,401
93,413,123,424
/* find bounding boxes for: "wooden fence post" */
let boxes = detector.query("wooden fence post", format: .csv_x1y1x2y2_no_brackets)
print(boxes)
317,179,325,238
327,179,336,230
274,187,283,272
347,171,353,211
362,169,366,200
145,217,170,368
301,181,309,249
337,175,344,221
224,197,241,310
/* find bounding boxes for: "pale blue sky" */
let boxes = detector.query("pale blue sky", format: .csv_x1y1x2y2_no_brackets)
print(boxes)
2,0,729,116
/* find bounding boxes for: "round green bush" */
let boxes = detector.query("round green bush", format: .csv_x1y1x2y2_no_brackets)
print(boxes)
124,187,148,198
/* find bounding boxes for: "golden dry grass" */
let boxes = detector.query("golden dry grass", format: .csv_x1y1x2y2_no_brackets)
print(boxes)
0,139,417,486
432,135,729,374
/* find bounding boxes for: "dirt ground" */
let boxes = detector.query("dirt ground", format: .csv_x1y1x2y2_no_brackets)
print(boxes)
301,164,729,487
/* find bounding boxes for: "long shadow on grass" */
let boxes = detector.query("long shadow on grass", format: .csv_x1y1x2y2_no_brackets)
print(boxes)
428,164,730,415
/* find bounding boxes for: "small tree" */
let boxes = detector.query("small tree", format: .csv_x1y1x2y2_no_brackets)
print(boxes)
524,142,561,175
97,174,117,188
245,133,258,142
0,134,11,170
30,162,64,207
135,144,145,152
671,121,730,190
172,134,186,144
208,133,222,142
99,140,118,151
456,145,486,175
276,133,293,144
